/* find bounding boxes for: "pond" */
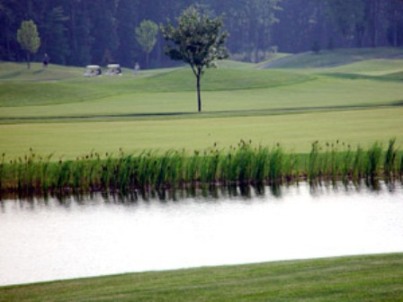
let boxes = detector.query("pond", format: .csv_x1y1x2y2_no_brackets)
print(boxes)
0,182,402,286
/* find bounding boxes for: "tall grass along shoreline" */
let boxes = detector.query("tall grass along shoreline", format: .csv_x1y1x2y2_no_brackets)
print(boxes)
0,139,401,198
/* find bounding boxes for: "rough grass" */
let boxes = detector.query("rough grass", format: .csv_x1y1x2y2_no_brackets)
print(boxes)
1,253,402,302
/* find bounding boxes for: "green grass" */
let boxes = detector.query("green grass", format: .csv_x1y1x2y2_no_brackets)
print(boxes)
0,63,312,107
0,48,402,160
1,253,403,302
321,59,403,75
0,50,403,300
0,107,402,160
263,47,403,68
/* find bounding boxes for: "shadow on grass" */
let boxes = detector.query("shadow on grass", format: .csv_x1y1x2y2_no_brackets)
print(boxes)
323,72,403,82
0,71,22,80
0,102,401,124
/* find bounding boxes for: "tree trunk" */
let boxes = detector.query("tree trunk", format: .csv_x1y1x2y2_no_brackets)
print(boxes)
26,52,31,69
393,10,398,47
196,71,201,112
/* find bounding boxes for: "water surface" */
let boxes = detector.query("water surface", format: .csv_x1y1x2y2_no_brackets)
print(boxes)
0,182,402,286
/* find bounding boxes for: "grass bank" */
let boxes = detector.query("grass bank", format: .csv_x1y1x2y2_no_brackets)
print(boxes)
1,253,403,302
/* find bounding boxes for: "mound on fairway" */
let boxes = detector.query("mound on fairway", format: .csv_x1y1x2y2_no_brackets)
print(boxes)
262,47,403,69
0,62,312,107
0,62,83,81
129,68,313,92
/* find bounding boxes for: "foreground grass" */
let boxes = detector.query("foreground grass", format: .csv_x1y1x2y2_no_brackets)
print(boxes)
1,253,402,302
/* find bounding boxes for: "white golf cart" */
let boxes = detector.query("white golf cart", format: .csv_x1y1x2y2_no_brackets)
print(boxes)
106,64,122,75
84,65,102,77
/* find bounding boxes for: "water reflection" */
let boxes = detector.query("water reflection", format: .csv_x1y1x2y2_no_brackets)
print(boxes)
93,179,401,203
0,181,402,286
0,179,401,207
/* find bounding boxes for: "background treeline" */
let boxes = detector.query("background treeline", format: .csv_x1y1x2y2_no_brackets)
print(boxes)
1,0,403,68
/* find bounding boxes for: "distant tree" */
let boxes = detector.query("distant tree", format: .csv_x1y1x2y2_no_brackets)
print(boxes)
17,20,41,69
65,0,92,66
325,0,365,47
135,19,159,68
161,6,228,112
88,0,118,64
116,0,139,67
42,6,69,64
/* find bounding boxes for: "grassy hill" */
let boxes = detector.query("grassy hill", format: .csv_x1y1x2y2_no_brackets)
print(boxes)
0,48,402,159
0,62,312,107
261,47,403,68
1,253,403,302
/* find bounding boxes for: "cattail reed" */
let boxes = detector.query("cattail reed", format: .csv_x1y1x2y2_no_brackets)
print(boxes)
0,140,401,197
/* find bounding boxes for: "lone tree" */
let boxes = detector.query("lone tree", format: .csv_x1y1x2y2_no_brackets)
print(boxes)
161,6,228,112
135,20,159,68
17,20,41,69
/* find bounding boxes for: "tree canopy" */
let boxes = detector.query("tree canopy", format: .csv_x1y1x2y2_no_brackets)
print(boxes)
161,6,228,112
1,0,402,67
16,20,41,69
135,20,159,68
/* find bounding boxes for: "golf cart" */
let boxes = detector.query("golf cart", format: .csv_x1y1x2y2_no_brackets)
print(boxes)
84,65,102,77
106,64,122,75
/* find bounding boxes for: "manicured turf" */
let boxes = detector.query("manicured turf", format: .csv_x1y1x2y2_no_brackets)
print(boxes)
0,48,402,160
1,253,403,302
262,47,403,68
1,107,402,159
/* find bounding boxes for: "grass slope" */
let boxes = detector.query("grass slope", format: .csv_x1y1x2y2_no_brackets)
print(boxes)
1,253,403,302
0,63,312,107
262,47,403,68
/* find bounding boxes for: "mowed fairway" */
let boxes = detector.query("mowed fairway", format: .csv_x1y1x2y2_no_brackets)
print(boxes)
1,48,403,159
1,107,403,159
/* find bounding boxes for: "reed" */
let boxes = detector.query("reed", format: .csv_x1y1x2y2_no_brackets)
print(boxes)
366,142,383,179
341,145,353,182
268,144,284,183
384,139,398,178
0,140,401,197
185,150,201,184
308,141,320,181
400,155,403,179
54,160,72,192
251,146,270,184
233,140,255,184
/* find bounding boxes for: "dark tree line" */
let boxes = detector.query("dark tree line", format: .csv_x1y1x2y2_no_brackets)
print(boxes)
1,0,402,68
